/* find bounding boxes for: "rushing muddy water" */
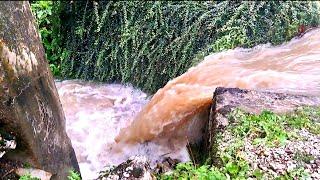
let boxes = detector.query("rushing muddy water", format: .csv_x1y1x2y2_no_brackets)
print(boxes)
55,81,190,179
56,28,320,179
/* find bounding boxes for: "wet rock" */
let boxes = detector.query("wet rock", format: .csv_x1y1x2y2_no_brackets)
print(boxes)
0,1,79,179
311,172,320,179
270,163,286,173
286,161,296,171
100,156,154,180
15,168,52,180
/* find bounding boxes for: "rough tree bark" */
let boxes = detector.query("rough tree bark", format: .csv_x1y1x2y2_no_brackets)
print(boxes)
0,1,79,179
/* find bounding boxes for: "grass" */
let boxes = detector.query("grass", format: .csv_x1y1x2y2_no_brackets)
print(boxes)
161,107,320,179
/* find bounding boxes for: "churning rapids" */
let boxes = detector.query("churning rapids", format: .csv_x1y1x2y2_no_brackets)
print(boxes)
56,28,320,179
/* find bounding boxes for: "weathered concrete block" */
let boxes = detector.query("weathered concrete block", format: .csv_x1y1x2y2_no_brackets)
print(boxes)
205,87,320,162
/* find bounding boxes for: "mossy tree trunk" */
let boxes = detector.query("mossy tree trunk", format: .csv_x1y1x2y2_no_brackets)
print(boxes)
0,1,79,179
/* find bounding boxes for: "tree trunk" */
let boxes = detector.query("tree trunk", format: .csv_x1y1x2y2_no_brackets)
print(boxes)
0,1,79,179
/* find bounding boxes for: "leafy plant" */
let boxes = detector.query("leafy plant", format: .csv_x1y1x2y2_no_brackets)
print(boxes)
160,162,226,180
288,107,320,135
19,174,40,180
30,1,65,76
230,110,289,147
22,163,32,169
67,170,81,180
30,2,320,91
18,170,80,180
276,167,311,180
228,107,320,147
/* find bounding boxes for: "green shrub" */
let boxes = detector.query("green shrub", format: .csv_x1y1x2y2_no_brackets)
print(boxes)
30,1,65,76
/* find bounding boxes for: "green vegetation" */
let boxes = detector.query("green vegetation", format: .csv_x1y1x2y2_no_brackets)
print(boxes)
160,162,226,180
161,107,320,179
22,162,32,169
30,1,320,93
228,107,320,147
67,170,81,180
30,1,65,76
294,151,315,164
17,170,80,180
277,167,311,180
19,174,40,180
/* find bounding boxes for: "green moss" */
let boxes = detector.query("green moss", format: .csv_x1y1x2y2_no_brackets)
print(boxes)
47,1,320,93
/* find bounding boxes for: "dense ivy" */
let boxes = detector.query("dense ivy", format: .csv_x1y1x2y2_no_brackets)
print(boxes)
54,1,319,93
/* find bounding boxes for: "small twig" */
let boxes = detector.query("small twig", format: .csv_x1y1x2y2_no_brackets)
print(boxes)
160,152,172,157
186,136,197,167
2,168,14,178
